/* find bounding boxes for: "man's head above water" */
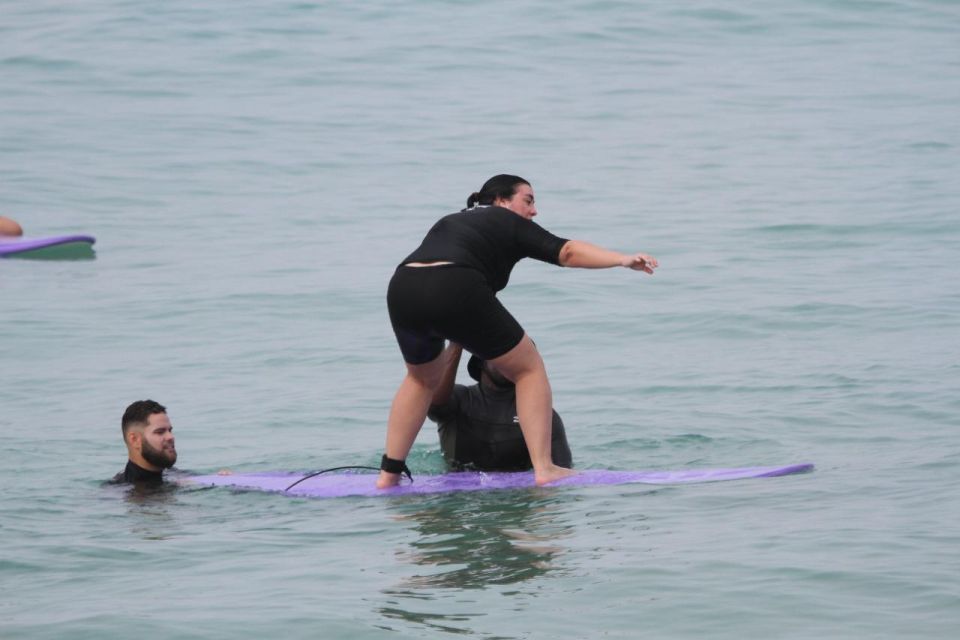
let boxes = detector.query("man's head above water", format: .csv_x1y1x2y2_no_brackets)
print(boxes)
121,399,177,471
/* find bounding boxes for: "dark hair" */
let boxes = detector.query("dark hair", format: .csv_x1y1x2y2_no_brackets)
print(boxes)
467,354,484,382
466,174,530,208
122,399,167,436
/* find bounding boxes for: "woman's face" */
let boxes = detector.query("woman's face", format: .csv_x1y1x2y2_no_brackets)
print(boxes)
494,183,537,220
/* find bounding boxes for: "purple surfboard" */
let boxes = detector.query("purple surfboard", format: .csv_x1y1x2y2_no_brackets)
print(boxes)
0,234,96,258
186,463,814,499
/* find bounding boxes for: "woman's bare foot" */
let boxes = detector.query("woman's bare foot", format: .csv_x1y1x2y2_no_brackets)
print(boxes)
534,465,577,487
376,470,401,489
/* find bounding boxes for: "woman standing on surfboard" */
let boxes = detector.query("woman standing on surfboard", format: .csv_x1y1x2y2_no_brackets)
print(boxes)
380,175,657,488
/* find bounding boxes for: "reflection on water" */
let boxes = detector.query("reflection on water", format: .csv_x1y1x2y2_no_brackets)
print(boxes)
119,482,184,540
394,489,571,589
378,488,574,633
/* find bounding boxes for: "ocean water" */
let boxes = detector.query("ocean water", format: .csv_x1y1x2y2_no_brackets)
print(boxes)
2,0,958,637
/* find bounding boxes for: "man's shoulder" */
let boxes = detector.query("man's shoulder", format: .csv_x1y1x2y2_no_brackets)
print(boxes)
428,384,471,422
454,384,513,410
455,385,518,423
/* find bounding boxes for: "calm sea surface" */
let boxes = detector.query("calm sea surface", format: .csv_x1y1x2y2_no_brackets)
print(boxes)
2,1,958,638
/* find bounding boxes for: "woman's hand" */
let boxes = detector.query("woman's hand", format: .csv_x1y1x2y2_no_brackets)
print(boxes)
621,253,658,274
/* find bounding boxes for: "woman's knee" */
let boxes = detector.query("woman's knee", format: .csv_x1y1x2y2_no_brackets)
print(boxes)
489,335,546,382
404,355,447,388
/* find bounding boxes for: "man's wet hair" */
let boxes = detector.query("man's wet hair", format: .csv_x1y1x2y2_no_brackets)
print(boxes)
121,399,167,436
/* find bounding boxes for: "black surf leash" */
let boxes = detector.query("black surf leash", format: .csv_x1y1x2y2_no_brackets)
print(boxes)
283,456,414,492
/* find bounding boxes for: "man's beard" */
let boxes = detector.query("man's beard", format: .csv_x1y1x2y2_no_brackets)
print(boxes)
141,438,177,469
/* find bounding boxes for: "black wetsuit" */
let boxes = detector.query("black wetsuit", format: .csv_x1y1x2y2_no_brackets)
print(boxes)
388,206,569,363
109,460,165,485
401,205,569,291
428,383,573,471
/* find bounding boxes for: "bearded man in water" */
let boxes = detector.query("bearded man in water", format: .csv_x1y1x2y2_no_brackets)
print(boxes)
112,399,178,485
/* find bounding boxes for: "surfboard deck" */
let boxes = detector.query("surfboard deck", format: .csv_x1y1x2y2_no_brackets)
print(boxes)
0,234,96,259
187,463,814,499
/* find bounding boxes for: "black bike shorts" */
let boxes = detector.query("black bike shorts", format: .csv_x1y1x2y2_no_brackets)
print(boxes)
387,265,525,365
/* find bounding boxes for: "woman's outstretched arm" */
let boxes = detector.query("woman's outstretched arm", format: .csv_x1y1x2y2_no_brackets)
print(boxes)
558,240,658,274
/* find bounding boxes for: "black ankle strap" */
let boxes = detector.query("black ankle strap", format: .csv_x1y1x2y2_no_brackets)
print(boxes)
380,455,413,482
